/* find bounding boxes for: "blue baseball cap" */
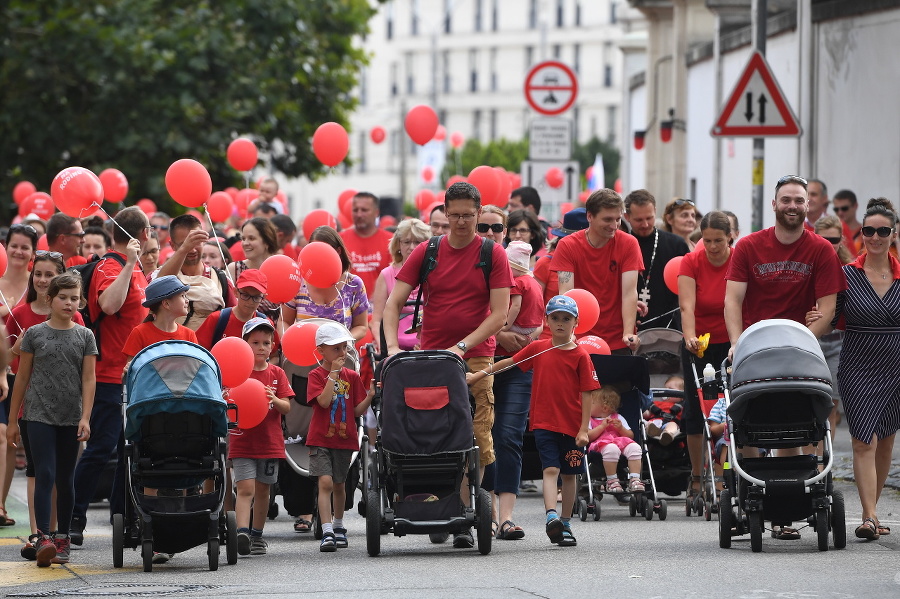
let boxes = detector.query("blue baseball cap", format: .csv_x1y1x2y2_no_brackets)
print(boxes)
546,295,579,317
142,275,190,307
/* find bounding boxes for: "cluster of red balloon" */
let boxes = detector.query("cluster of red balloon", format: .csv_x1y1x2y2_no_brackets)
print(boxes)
467,165,518,207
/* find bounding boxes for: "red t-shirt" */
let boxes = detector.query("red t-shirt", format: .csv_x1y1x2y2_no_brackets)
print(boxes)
679,250,730,344
282,243,299,261
228,364,293,459
514,340,599,438
339,228,393,299
550,230,644,350
726,228,847,330
306,366,368,451
157,246,174,266
88,252,149,384
6,304,84,374
66,255,87,268
122,321,198,358
511,273,545,330
396,236,513,357
194,309,279,353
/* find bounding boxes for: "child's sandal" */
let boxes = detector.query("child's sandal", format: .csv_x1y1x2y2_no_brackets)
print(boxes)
320,532,337,552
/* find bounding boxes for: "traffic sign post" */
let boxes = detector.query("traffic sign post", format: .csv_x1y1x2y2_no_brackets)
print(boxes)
524,61,578,116
529,118,573,160
520,160,580,221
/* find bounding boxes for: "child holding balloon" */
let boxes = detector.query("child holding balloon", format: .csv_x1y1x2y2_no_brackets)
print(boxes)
231,317,292,557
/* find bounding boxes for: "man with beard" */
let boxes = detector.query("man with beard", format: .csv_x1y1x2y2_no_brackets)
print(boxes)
154,214,236,330
340,192,393,299
624,189,689,330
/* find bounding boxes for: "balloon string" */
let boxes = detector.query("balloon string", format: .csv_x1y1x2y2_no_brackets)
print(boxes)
487,341,572,377
94,204,136,241
0,288,23,342
203,206,235,285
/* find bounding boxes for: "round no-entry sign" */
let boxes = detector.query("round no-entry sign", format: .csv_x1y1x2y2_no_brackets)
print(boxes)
524,61,578,116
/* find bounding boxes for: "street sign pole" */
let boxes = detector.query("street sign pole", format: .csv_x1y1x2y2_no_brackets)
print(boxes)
751,0,767,232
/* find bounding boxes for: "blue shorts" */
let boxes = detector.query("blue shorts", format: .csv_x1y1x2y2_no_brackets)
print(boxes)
533,429,584,475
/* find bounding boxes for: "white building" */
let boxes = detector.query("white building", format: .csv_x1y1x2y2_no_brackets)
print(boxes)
285,0,628,221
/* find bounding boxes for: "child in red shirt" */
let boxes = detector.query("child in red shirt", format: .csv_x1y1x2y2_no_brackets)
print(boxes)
467,295,598,547
306,322,374,552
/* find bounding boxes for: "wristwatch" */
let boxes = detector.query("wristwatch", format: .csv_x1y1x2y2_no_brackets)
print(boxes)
456,341,468,353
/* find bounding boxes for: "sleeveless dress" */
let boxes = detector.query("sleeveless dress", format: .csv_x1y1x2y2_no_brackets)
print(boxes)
836,259,900,443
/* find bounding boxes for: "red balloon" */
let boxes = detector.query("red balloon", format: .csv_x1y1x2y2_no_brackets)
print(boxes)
13,181,36,205
450,131,465,149
224,186,239,199
578,335,611,355
404,104,439,145
282,321,321,367
36,235,49,251
261,255,302,303
508,172,522,190
165,159,212,208
206,191,234,223
230,242,246,261
302,209,337,241
564,288,600,335
422,165,435,183
227,138,258,171
663,256,683,295
337,212,352,230
0,244,6,278
433,125,447,142
468,166,503,207
299,241,342,288
446,175,466,189
212,337,254,388
136,198,157,216
585,166,594,181
338,189,356,218
20,192,55,220
312,122,349,167
578,191,590,203
494,167,511,206
560,202,574,215
234,188,257,218
379,215,396,229
545,167,564,189
614,178,623,194
370,126,386,145
229,378,268,429
51,167,103,218
415,189,436,211
99,168,128,203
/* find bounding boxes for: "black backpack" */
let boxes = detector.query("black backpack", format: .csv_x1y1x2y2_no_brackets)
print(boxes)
209,307,267,346
69,252,127,360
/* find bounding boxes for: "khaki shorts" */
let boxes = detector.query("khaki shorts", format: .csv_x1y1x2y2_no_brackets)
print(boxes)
466,355,495,467
308,447,354,483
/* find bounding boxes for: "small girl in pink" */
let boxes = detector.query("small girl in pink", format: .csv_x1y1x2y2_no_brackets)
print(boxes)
587,387,645,493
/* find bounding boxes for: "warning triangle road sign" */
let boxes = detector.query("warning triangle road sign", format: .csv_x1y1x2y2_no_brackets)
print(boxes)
711,51,801,137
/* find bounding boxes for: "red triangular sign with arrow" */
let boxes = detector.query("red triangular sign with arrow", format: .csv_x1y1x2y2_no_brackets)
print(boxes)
711,51,801,137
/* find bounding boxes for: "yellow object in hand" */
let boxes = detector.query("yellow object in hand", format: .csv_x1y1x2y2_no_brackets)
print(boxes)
697,333,710,358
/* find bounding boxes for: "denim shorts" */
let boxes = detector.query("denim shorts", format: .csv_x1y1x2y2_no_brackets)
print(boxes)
533,429,584,475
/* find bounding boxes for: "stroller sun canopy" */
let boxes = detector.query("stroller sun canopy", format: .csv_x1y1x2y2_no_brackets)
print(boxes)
124,340,226,441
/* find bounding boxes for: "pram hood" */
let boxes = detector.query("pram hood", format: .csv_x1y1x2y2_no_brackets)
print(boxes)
124,340,226,441
729,319,833,424
379,350,473,455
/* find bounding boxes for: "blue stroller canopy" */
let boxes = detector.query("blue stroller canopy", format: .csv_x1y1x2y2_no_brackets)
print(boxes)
124,340,226,441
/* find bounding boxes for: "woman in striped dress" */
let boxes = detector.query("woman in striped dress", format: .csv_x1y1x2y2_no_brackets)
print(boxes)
834,198,899,540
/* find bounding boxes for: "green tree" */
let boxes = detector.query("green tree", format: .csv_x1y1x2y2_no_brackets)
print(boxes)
0,0,377,219
442,138,530,182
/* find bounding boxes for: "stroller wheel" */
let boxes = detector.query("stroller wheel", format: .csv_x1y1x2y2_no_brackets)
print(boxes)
832,489,847,550
365,489,382,557
207,538,219,571
644,496,654,521
658,499,668,521
629,495,637,517
225,511,238,565
578,498,588,522
112,513,124,569
685,497,692,517
429,532,450,544
142,540,153,573
749,512,763,552
718,490,732,549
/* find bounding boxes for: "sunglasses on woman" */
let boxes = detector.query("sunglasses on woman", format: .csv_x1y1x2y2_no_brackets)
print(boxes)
861,226,894,238
819,235,842,244
476,223,504,234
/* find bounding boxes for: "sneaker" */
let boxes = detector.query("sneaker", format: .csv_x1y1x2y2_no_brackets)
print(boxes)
558,521,577,547
69,518,85,547
545,515,564,544
237,531,251,556
646,422,662,437
151,552,172,564
606,478,624,493
21,534,39,561
334,527,348,548
35,534,56,568
250,537,267,555
519,480,538,493
51,534,70,564
627,478,646,493
452,531,474,548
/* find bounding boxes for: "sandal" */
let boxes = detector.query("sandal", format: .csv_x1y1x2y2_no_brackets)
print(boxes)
293,518,312,533
875,520,891,536
491,520,499,537
320,531,337,552
855,518,880,540
0,507,13,527
772,525,801,540
496,520,525,540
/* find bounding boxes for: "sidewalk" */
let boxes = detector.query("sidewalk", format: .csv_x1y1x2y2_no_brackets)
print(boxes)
830,415,900,490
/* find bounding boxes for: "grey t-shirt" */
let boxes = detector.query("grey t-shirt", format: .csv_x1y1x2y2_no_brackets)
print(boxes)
21,322,98,427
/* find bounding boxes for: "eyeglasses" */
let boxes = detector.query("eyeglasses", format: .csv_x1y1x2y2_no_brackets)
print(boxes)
674,198,695,207
508,227,531,235
861,226,893,238
476,223,504,234
833,205,852,213
35,250,64,260
237,291,265,303
447,213,477,222
776,175,808,190
819,235,842,244
151,225,169,231
62,231,86,238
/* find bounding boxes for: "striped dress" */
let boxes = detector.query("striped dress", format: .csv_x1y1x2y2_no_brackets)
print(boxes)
836,261,900,443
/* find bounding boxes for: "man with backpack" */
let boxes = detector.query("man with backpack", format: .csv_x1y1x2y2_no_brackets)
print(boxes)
154,214,235,330
71,206,150,546
382,181,513,549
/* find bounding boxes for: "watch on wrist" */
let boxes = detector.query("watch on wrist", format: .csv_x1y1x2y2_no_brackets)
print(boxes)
456,341,468,353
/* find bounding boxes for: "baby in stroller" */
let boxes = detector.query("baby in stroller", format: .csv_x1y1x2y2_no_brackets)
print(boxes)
588,388,645,494
644,375,684,446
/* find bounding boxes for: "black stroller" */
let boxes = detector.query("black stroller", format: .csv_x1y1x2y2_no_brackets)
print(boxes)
115,341,237,571
719,319,846,552
366,350,492,556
